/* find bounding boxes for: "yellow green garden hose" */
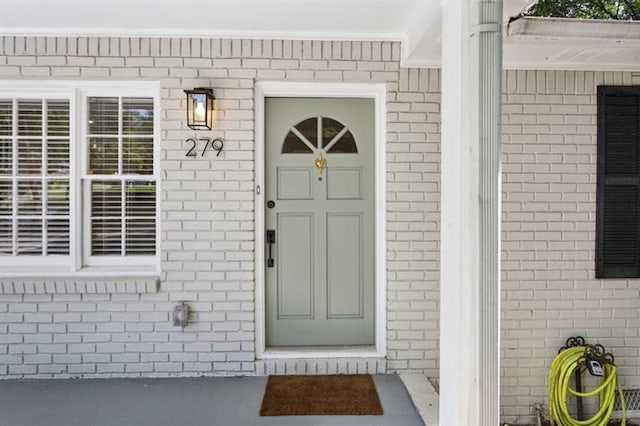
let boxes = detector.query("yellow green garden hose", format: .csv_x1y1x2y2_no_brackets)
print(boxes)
548,345,626,426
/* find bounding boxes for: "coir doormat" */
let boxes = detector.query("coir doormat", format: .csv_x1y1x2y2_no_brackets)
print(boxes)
259,374,384,416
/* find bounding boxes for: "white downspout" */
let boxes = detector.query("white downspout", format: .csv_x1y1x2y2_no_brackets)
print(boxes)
439,0,502,424
475,1,503,423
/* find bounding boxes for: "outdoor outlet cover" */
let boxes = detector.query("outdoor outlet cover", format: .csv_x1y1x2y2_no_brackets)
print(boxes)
173,303,189,327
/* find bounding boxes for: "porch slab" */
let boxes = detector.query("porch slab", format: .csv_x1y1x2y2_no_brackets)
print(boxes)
0,374,425,426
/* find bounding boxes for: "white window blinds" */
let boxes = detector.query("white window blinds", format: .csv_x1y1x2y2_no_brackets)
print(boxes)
0,98,71,257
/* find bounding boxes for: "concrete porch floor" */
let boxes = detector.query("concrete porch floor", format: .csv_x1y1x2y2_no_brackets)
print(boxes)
0,374,425,426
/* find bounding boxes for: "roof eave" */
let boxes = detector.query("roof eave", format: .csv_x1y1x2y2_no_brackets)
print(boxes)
507,16,640,42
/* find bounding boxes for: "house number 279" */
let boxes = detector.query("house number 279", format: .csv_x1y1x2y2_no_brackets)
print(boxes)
185,138,224,157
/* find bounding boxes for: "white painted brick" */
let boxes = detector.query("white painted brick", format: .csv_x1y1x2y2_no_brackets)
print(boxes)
9,56,37,66
500,71,640,422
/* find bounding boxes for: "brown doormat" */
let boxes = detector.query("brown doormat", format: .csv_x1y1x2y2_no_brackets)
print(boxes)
259,374,384,416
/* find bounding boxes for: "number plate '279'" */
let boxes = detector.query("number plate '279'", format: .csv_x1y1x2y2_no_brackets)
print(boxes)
185,138,224,157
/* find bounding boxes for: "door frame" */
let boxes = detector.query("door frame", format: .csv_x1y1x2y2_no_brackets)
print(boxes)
255,81,387,359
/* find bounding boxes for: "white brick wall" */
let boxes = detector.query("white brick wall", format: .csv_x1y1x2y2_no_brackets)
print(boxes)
501,69,640,424
387,68,441,374
1,36,639,424
0,37,440,381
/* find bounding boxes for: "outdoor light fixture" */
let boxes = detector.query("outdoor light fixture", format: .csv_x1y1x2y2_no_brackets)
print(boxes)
184,88,215,130
173,302,190,327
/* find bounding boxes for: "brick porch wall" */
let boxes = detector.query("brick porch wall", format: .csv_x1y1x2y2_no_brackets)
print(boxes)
500,70,640,423
0,37,441,379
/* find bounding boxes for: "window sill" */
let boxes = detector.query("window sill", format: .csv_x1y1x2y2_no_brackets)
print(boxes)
0,266,160,294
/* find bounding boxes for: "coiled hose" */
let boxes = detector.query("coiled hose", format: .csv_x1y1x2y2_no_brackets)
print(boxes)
548,346,626,426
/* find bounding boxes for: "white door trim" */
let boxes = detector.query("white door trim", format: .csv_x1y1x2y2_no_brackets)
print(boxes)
254,81,387,359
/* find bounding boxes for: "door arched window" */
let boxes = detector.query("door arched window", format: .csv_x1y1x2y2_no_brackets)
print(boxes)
282,116,357,154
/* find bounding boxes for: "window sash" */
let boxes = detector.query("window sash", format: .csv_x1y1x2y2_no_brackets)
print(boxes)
82,95,157,265
0,96,72,263
82,178,157,266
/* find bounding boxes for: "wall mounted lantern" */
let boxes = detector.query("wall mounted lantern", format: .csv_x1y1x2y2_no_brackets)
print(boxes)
184,88,215,130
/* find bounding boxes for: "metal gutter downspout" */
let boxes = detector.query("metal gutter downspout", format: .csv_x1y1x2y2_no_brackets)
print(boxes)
471,0,503,424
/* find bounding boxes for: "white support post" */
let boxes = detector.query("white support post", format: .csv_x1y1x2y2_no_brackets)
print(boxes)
439,0,503,424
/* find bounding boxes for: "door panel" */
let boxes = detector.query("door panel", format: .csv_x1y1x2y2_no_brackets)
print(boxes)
265,97,375,347
277,213,314,319
327,213,363,319
277,168,313,199
327,168,362,199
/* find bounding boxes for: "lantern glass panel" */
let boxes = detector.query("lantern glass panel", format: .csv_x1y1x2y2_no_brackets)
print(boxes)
186,91,213,130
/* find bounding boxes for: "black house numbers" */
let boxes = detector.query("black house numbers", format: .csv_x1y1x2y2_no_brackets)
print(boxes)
185,137,224,158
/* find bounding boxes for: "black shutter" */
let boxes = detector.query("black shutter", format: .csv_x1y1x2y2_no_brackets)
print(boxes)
596,86,640,278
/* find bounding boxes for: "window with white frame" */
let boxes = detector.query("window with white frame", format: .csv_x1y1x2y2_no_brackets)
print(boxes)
0,83,159,275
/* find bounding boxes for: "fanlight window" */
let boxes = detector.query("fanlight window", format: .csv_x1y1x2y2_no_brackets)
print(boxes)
282,116,357,154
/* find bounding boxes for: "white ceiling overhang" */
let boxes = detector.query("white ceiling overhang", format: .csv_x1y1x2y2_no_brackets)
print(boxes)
0,0,638,71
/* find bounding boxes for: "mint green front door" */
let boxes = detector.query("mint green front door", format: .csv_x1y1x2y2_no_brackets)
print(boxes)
265,97,375,347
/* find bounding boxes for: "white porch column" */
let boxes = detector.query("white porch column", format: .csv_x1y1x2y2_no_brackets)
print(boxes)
439,0,503,424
